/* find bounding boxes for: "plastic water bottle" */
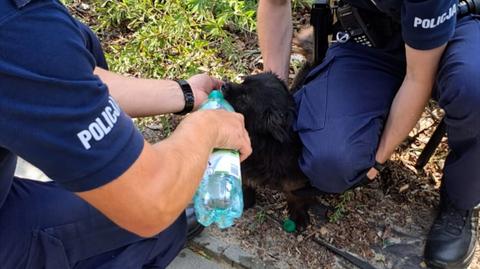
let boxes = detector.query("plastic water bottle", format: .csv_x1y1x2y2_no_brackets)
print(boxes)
193,90,244,229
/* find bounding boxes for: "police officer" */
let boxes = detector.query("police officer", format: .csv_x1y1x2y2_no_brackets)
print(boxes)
259,0,479,267
0,0,252,268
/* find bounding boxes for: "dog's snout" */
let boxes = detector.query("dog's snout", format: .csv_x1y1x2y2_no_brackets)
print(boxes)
220,83,230,95
221,83,235,99
220,82,240,102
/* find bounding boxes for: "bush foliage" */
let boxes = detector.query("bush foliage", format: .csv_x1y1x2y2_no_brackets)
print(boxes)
66,0,310,80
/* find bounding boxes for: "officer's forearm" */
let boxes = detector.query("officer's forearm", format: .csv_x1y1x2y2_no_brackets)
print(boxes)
375,75,433,163
258,0,292,81
76,110,250,237
375,44,446,164
76,113,216,237
94,67,185,117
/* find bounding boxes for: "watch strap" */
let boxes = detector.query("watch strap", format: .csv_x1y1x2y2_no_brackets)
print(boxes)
174,80,194,115
373,161,386,173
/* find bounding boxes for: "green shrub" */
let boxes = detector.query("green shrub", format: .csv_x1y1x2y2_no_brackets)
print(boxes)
87,0,260,80
67,0,310,80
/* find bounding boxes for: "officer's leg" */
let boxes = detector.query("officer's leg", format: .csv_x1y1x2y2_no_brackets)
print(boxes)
0,178,186,269
434,16,480,210
425,15,480,268
294,42,405,193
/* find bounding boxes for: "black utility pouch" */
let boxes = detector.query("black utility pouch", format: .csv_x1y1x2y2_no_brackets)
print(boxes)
335,1,400,48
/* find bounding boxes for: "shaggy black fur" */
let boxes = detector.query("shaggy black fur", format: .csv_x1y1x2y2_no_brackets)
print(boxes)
222,72,315,229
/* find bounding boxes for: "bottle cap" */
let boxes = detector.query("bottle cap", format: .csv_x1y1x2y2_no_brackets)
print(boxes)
283,219,296,233
209,90,224,99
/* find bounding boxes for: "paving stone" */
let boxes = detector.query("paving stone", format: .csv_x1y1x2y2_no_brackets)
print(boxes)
168,248,234,269
190,229,269,269
223,245,266,269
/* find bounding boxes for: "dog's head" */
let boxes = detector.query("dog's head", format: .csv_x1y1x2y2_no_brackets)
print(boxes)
222,72,296,143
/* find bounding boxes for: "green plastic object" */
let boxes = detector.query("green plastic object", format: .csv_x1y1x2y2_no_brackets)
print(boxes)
200,90,234,112
208,90,224,99
283,219,296,233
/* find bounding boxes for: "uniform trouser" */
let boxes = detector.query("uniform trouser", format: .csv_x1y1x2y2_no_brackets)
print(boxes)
294,15,480,210
0,179,186,269
0,22,187,268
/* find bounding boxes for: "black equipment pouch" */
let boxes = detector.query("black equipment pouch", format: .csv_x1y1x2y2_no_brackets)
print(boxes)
335,2,383,47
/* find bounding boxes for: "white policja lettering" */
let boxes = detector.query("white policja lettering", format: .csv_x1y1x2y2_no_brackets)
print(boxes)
413,3,457,29
77,96,122,150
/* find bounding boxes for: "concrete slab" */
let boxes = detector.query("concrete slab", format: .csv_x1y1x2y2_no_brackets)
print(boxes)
190,229,269,269
167,248,234,269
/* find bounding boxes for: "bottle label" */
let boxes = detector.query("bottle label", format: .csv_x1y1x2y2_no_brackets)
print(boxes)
204,149,241,180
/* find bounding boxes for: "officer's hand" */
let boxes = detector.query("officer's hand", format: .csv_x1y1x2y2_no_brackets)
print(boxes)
366,167,378,180
187,74,223,110
179,110,252,162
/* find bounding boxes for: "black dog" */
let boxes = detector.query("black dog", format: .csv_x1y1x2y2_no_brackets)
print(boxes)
222,72,316,229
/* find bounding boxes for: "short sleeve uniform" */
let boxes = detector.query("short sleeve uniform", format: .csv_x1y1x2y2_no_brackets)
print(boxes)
347,0,458,49
0,0,145,205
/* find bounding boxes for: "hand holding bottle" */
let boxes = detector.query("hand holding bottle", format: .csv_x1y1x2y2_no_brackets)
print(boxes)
193,90,247,228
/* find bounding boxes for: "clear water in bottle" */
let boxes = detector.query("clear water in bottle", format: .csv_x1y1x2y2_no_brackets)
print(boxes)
193,90,244,229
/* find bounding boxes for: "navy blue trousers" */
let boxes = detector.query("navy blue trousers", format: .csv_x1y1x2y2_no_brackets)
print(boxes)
0,22,186,268
294,15,480,209
0,179,186,269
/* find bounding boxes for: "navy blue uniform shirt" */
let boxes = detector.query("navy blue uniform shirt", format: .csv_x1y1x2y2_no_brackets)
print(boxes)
347,0,458,49
0,0,144,205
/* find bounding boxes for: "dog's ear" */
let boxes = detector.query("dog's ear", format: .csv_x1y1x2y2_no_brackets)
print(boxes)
260,108,291,143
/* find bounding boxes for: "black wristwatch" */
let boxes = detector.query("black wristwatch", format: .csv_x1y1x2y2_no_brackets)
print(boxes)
174,79,194,115
373,161,386,173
